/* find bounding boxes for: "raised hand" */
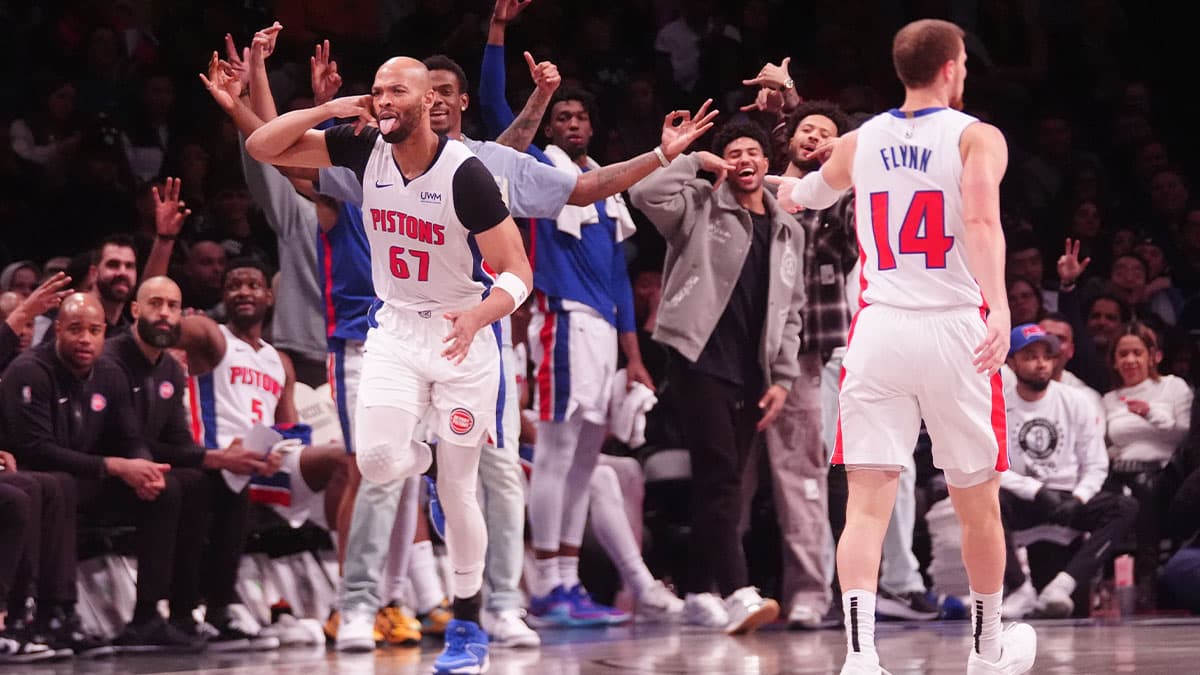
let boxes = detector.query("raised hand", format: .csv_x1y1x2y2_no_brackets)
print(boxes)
153,177,191,239
17,272,72,317
743,57,792,91
250,21,283,64
493,0,533,23
694,151,737,190
739,86,784,114
224,33,251,87
311,39,343,105
524,51,560,95
199,51,242,111
803,136,839,164
1057,238,1091,287
661,99,720,159
325,94,374,134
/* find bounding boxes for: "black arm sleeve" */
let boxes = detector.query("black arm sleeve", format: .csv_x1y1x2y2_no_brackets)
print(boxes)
0,360,104,476
324,125,379,184
0,323,19,373
452,157,510,234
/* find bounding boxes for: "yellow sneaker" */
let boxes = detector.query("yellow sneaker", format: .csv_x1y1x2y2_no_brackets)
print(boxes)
325,610,384,642
376,604,422,646
418,598,452,636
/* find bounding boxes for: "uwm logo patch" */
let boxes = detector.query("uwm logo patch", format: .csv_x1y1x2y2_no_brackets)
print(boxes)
449,408,475,435
420,191,443,204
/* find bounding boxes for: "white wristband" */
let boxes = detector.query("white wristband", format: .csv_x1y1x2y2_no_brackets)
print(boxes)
493,271,529,313
653,145,670,168
791,169,844,211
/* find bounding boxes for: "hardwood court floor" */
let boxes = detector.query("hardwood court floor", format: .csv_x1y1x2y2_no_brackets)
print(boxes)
16,617,1200,674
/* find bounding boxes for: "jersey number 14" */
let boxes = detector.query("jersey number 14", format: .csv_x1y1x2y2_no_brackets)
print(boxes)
869,190,954,270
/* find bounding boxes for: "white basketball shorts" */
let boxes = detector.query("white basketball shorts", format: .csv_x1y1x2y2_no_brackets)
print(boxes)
833,304,1008,476
528,296,618,425
357,303,501,448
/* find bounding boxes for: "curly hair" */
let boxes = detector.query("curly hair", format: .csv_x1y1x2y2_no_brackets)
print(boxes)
711,120,770,158
784,100,851,142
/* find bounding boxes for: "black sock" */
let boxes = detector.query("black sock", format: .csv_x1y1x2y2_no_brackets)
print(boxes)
132,603,159,625
451,592,482,625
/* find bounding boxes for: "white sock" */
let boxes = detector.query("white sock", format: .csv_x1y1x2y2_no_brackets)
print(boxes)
971,588,1003,662
1045,572,1077,597
558,555,580,590
409,540,445,614
533,557,560,597
842,590,878,661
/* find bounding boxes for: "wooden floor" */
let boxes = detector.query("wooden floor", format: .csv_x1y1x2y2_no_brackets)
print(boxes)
19,617,1200,674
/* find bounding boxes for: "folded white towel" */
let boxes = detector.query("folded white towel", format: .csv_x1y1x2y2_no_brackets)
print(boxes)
608,369,658,448
543,144,637,242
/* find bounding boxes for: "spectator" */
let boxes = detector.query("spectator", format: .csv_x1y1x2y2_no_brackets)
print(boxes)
1007,233,1057,311
8,74,81,187
1147,167,1190,238
122,70,181,182
1037,313,1105,414
1109,252,1177,326
1008,277,1045,326
1170,208,1200,297
0,273,71,372
0,293,203,653
0,261,40,298
91,234,138,336
629,119,805,634
1103,322,1194,603
653,1,741,103
179,241,227,315
998,324,1136,620
1085,294,1130,357
206,173,276,267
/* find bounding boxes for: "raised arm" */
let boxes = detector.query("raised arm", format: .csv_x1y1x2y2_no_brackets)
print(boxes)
176,314,227,376
246,22,283,121
244,95,370,168
959,122,1011,374
768,130,857,213
627,150,733,243
143,177,192,280
570,100,719,205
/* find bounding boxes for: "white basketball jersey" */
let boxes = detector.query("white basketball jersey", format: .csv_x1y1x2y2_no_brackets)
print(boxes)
190,324,285,449
360,137,491,313
851,108,983,311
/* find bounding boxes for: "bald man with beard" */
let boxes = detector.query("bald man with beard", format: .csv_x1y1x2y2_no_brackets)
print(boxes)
0,293,205,654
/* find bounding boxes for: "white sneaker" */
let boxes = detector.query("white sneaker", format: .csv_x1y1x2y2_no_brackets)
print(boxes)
723,587,780,635
335,607,377,652
1000,581,1037,620
787,603,823,630
635,580,685,622
967,622,1037,675
260,614,322,646
839,655,892,674
482,609,541,648
1035,584,1074,618
682,593,729,629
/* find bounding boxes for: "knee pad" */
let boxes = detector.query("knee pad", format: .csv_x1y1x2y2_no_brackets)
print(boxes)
357,440,431,485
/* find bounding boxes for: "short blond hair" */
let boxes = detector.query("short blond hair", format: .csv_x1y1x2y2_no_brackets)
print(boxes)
892,19,965,89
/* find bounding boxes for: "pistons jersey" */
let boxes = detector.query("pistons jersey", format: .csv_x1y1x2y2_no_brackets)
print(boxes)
851,107,983,311
189,324,286,491
324,127,512,314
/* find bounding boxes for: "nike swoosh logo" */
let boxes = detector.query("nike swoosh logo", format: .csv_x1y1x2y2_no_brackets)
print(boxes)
375,180,394,188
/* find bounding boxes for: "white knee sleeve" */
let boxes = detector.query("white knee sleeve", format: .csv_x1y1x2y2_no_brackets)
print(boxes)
355,406,429,484
435,440,487,598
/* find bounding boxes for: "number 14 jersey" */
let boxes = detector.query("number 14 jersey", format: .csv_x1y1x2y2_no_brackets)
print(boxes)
851,107,983,311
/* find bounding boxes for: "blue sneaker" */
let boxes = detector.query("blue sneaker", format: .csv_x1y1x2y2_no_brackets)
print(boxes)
564,584,630,625
425,476,446,540
433,619,488,675
527,586,574,627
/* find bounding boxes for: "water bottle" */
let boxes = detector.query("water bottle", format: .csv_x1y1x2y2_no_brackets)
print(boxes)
1114,554,1136,617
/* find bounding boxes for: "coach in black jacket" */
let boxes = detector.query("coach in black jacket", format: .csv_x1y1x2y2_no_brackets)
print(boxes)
0,293,203,652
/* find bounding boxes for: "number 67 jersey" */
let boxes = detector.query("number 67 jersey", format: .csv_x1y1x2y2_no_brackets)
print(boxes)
850,107,983,311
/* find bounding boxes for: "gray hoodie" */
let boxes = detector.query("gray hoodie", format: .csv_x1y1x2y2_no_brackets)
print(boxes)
629,153,806,390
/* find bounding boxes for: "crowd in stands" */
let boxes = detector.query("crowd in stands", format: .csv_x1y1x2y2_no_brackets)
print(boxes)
0,0,1198,664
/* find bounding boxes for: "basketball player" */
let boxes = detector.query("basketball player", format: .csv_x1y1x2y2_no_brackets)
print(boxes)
769,19,1036,675
246,57,534,674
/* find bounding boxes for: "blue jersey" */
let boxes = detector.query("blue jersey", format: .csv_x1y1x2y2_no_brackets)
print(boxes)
316,201,374,343
530,173,636,333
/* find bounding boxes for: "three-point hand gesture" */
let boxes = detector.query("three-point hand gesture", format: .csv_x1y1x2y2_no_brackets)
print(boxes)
740,86,785,114
524,51,560,95
14,272,72,319
224,34,251,88
743,57,792,91
154,177,191,239
1057,238,1091,287
493,0,533,23
199,52,243,111
660,99,720,160
311,39,342,105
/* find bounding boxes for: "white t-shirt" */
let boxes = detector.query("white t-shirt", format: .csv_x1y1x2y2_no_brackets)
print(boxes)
1104,375,1194,465
1002,380,1109,502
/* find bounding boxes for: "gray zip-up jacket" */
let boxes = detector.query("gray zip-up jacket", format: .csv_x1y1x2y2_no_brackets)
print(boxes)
629,153,807,390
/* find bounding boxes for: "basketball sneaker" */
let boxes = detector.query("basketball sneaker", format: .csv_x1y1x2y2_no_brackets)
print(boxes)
419,599,453,635
966,622,1037,675
335,607,378,652
724,587,779,635
528,586,575,627
434,619,489,675
682,593,729,629
634,580,685,622
876,588,939,620
376,603,422,646
564,584,630,625
481,608,541,648
1000,582,1037,620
